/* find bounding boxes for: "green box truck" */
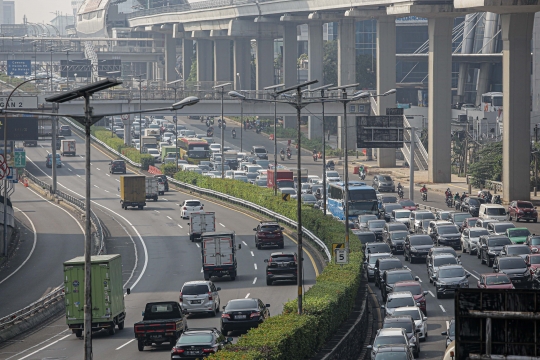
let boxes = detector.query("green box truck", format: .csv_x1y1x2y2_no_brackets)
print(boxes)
64,254,126,337
161,145,180,162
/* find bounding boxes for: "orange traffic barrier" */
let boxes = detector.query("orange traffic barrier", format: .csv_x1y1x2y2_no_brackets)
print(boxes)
269,134,274,140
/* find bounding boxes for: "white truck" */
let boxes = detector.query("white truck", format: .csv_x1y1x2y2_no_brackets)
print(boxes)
188,212,216,242
61,139,76,156
145,177,159,201
141,136,158,152
201,231,239,281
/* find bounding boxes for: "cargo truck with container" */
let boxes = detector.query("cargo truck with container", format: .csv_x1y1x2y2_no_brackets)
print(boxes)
145,177,159,201
267,169,294,189
120,175,147,209
63,254,126,338
288,168,309,183
201,231,240,281
61,139,76,156
144,128,161,140
160,145,180,162
188,212,216,242
141,136,158,152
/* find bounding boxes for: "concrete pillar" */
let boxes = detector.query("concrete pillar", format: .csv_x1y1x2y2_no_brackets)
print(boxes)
427,17,453,183
256,38,274,91
457,14,476,103
234,38,251,90
533,13,540,114
502,13,534,202
146,62,153,80
376,16,397,168
196,39,213,83
182,39,193,81
214,39,231,82
337,19,356,150
283,23,298,129
308,22,324,140
164,34,177,83
476,13,499,106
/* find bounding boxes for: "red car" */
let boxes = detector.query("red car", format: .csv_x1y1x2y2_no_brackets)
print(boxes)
507,201,538,222
525,254,540,278
392,280,428,315
526,235,540,252
461,217,479,232
398,199,417,211
477,273,514,289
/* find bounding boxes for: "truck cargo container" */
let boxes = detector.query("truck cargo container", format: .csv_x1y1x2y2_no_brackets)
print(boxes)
145,177,159,201
61,139,76,156
267,169,294,189
120,175,146,209
64,254,126,337
188,212,216,242
201,231,239,281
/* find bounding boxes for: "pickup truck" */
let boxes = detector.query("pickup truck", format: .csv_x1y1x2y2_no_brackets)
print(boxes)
134,301,187,351
264,252,298,285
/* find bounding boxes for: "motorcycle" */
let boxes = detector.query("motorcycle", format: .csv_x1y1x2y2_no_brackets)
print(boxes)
206,120,211,127
493,195,502,205
421,192,427,202
397,188,404,199
286,151,291,160
313,154,318,162
280,152,285,161
455,200,462,210
255,127,262,134
359,171,366,180
232,131,236,139
446,197,454,208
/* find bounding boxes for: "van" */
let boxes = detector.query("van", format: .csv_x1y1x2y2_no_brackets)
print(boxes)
479,204,507,221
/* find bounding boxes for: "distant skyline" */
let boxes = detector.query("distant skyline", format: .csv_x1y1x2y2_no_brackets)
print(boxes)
14,0,73,24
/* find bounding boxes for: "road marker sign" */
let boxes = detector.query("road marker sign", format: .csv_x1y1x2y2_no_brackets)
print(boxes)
282,193,290,201
335,249,348,264
332,243,345,254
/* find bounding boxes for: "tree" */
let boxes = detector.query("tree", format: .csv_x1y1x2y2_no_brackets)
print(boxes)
356,54,376,89
187,59,197,82
468,142,503,188
323,40,337,86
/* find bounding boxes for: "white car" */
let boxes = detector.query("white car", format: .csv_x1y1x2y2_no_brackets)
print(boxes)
461,227,489,254
180,199,204,219
326,171,341,182
279,187,297,199
147,148,161,163
210,144,221,153
162,132,174,142
300,183,311,194
307,175,320,184
393,306,428,341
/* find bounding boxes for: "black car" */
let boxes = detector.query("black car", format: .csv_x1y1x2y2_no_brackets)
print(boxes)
383,223,408,243
432,264,470,298
374,257,403,289
492,255,532,289
380,268,418,301
368,219,387,241
109,160,127,174
426,246,460,267
460,196,486,217
353,230,377,245
220,298,270,335
433,224,461,249
365,252,392,282
449,212,472,231
60,125,72,136
441,320,455,348
385,230,408,255
382,316,420,358
154,174,169,191
479,235,512,267
170,328,231,359
382,203,403,222
264,252,297,285
404,235,434,264
365,242,392,255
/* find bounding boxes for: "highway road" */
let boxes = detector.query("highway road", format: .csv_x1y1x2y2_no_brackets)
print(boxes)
0,183,84,318
0,129,317,359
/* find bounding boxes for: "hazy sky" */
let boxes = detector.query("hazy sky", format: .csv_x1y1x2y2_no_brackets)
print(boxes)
14,0,73,24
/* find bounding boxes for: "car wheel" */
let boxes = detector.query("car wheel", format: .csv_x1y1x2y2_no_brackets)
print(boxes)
75,329,82,338
118,320,125,330
436,289,441,299
462,243,467,253
108,323,116,336
211,308,217,317
138,340,144,351
535,219,538,223
477,250,481,259
488,259,493,268
266,278,272,286
469,245,474,255
516,216,520,222
221,328,228,336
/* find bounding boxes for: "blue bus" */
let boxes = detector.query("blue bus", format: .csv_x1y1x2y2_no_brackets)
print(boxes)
327,182,379,220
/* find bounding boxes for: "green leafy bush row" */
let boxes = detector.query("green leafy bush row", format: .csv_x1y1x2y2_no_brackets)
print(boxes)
91,128,155,170
173,171,364,360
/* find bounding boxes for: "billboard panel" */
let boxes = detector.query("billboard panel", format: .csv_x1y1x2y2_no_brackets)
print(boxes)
60,60,92,78
0,117,39,140
356,115,404,149
97,60,122,77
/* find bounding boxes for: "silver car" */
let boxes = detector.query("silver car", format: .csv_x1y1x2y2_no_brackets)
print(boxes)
393,306,428,341
461,227,489,254
180,281,221,316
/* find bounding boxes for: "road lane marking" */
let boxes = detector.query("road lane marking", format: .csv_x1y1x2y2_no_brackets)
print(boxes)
467,271,479,280
76,174,81,178
79,155,83,158
201,267,203,273
245,293,250,298
116,194,120,197
154,210,160,213
167,216,172,220
439,305,446,313
163,198,168,201
417,278,422,282
106,173,110,177
68,168,72,172
428,291,435,298
16,334,71,360
254,263,257,270
94,185,99,188
251,251,254,257
104,190,109,193
96,167,100,171
196,243,200,248
178,224,183,228
253,277,257,284
116,339,135,350
242,241,247,246
115,179,120,182
219,222,225,227
90,163,93,165
446,321,449,329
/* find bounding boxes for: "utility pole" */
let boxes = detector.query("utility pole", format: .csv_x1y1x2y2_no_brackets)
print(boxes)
535,124,538,196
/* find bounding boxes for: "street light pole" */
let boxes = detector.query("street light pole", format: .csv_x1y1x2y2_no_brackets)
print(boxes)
167,78,184,172
213,83,231,179
83,93,93,360
236,73,243,152
264,84,285,196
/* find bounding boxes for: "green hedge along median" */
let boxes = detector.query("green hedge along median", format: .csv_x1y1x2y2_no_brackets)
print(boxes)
173,171,364,360
91,127,155,170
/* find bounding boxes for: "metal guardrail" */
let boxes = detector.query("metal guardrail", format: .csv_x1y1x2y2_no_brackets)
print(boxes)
466,175,503,193
0,287,64,330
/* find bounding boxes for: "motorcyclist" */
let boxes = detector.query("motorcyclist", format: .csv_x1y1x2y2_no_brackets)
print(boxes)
445,188,452,199
461,192,468,202
232,128,236,138
420,185,428,195
280,148,285,156
454,192,460,204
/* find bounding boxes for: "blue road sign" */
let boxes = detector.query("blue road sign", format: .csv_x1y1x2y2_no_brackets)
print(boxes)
7,60,32,76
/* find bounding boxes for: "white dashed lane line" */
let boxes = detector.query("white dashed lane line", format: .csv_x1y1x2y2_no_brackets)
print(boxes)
428,291,435,298
245,293,250,299
96,168,100,171
76,174,81,178
196,243,200,248
115,179,120,182
154,210,160,213
106,174,110,177
253,277,257,285
68,168,72,172
94,185,99,188
254,264,257,270
250,251,254,257
115,339,135,350
104,190,109,193
219,223,225,227
242,241,247,246
167,216,172,220
177,224,183,229
439,305,446,313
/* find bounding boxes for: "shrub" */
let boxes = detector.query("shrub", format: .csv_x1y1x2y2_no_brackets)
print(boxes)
91,128,154,169
160,163,178,177
172,172,364,360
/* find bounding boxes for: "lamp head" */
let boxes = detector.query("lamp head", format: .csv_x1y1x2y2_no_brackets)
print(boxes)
383,89,396,96
228,91,246,100
172,96,199,110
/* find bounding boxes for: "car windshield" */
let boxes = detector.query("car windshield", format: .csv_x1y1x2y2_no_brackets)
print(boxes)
507,246,530,255
373,336,407,348
438,226,459,235
494,224,515,233
369,254,391,265
271,255,295,262
438,212,451,220
384,321,413,333
486,275,511,285
467,219,478,227
385,204,402,212
380,260,402,270
387,297,415,308
470,229,489,237
454,214,471,223
439,268,465,278
382,176,393,181
387,273,414,284
394,284,421,295
395,309,421,320
261,224,280,232
368,244,391,253
434,257,457,266
488,238,512,247
360,215,378,224
410,237,433,246
375,352,409,360
509,229,531,237
416,212,436,220
181,284,209,295
369,220,386,229
400,200,415,207
254,148,266,154
420,220,432,229
381,196,398,203
281,189,296,195
487,208,507,215
391,231,408,241
518,202,534,208
530,237,540,245
449,321,455,336
327,171,339,178
499,258,526,269
395,212,410,219
185,201,201,207
178,334,213,344
529,256,540,264
226,299,257,310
